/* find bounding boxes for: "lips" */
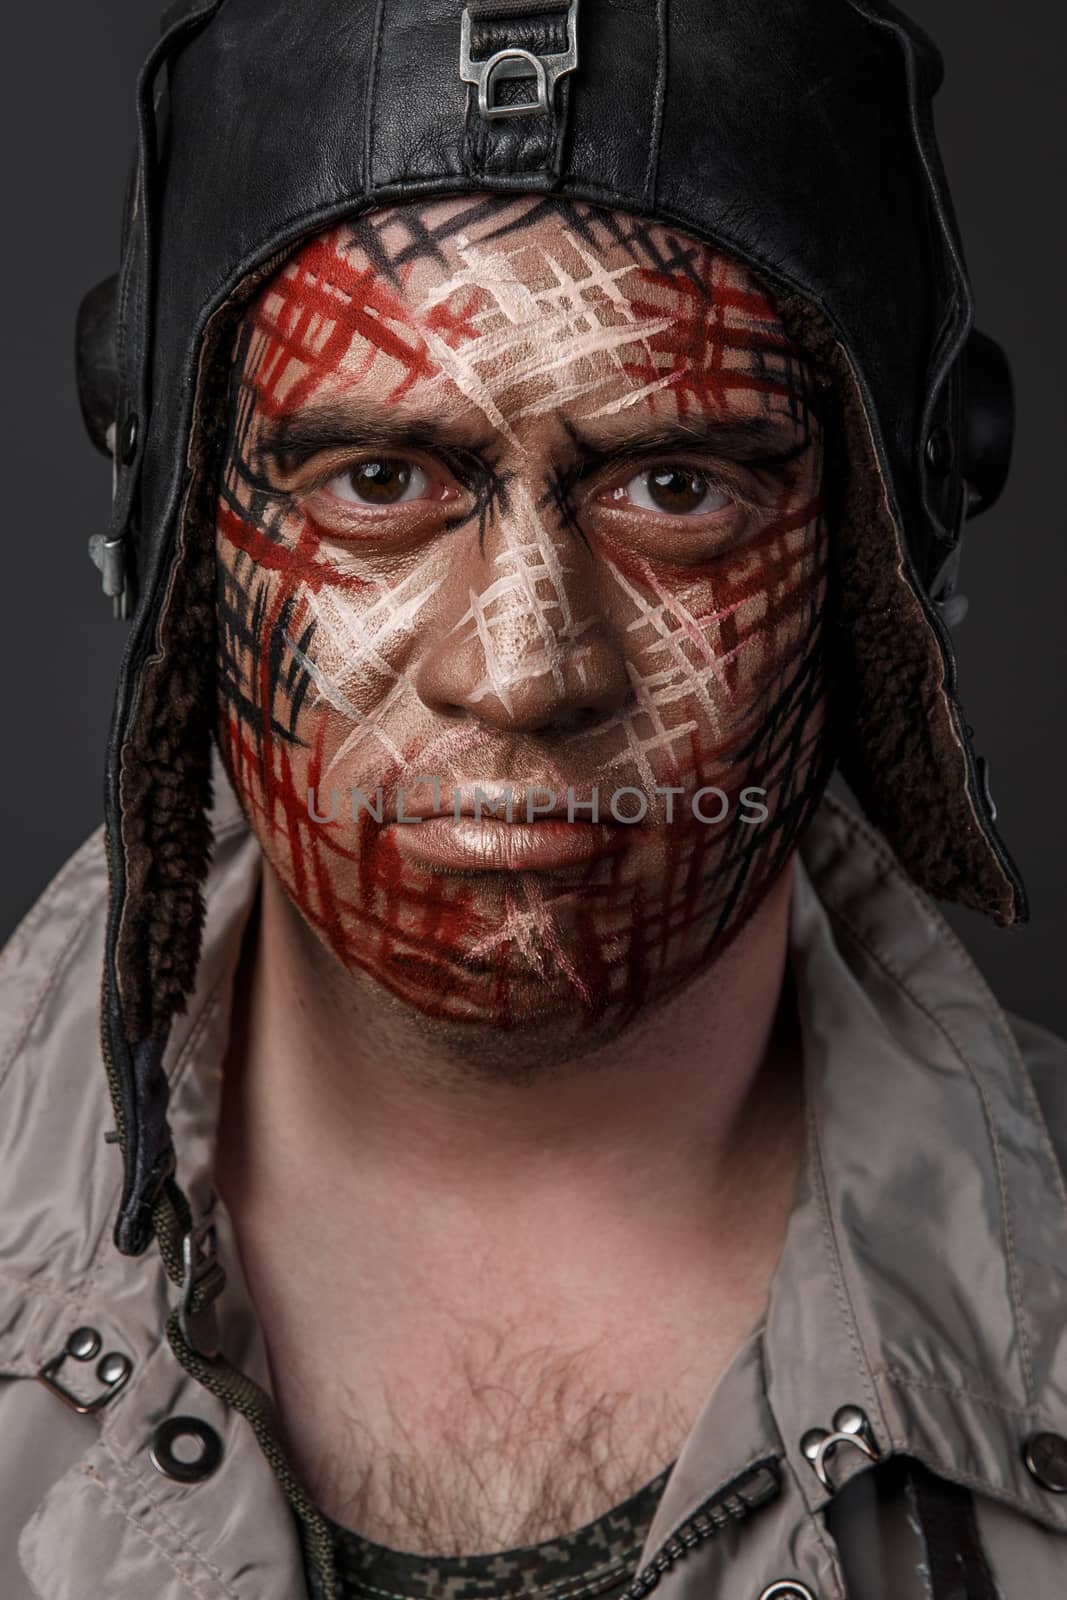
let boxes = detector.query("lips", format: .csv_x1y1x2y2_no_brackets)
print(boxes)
374,781,632,873
386,814,630,873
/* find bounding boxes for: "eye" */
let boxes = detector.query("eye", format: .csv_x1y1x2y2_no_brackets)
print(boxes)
325,459,431,507
611,467,732,517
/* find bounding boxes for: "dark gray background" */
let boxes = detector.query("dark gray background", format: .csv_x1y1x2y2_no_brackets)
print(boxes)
2,2,1064,1031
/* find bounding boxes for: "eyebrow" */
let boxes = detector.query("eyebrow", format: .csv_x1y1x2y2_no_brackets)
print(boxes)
255,404,495,473
561,414,817,471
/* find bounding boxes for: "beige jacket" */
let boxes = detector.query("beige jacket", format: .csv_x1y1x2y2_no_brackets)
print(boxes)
3,759,1067,1600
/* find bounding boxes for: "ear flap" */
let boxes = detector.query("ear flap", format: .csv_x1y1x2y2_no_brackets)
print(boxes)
76,274,120,457
962,328,1014,520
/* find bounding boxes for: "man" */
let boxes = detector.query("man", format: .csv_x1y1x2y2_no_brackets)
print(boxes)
2,3,1066,1599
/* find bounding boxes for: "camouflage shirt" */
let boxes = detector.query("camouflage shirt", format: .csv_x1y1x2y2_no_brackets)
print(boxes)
324,1465,674,1600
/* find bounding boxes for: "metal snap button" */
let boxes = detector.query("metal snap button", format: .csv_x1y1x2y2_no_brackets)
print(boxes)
759,1583,817,1600
149,1416,223,1484
1023,1432,1067,1494
67,1326,102,1361
97,1352,132,1387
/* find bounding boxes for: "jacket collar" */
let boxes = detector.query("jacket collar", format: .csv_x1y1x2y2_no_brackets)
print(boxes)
5,758,1067,1598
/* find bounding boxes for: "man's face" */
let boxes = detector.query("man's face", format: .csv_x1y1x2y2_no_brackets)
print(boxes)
214,198,829,1037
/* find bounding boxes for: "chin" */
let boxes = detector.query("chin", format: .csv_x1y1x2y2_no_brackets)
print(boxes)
377,937,714,1069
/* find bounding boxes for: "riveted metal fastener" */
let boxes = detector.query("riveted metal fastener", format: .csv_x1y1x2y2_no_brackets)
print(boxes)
87,532,130,619
1023,1432,1067,1494
149,1416,223,1484
759,1583,816,1600
800,1404,882,1491
36,1327,133,1414
925,424,954,478
460,2,578,121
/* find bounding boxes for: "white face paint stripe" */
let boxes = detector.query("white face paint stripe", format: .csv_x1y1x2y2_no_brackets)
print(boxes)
320,677,413,778
464,583,519,715
586,371,679,418
284,637,407,767
415,233,677,443
290,554,444,777
448,482,600,710
608,564,727,733
303,571,442,687
465,879,594,1005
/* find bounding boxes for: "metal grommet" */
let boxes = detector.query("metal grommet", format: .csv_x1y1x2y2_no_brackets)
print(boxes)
925,424,953,477
67,1326,102,1361
120,411,140,465
1023,1432,1067,1494
149,1417,223,1484
759,1583,817,1600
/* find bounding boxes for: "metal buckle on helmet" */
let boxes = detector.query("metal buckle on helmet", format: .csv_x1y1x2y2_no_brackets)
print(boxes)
88,533,130,620
460,3,578,121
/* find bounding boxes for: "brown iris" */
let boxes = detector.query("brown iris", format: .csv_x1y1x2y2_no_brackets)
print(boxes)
348,459,413,504
646,468,709,514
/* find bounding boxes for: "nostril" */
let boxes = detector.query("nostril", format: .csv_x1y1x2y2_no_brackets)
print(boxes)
550,704,617,735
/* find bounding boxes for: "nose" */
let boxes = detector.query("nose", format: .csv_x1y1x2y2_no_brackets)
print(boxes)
414,492,633,736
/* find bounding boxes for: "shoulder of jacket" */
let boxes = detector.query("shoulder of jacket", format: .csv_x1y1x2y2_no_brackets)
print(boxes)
1006,1007,1067,1185
0,824,109,1088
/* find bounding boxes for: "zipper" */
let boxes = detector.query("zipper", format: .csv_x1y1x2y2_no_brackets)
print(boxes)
617,1458,782,1600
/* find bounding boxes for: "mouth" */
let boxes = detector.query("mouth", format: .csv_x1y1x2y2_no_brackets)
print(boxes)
386,815,632,873
381,783,636,873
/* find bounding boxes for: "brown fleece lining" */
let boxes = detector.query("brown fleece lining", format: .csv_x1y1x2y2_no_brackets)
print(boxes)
777,295,1016,927
114,269,277,1042
112,267,1018,1045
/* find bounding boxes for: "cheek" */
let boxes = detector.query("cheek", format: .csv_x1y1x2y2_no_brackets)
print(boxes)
711,513,828,685
215,507,440,753
617,512,826,699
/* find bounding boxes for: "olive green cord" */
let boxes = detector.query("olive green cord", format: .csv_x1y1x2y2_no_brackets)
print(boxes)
152,1181,339,1598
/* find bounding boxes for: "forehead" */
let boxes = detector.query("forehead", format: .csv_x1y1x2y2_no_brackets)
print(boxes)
243,196,809,434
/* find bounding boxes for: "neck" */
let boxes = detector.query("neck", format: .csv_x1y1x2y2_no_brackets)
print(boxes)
220,856,800,1216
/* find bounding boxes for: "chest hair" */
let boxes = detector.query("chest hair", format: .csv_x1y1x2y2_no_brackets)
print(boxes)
307,1324,693,1556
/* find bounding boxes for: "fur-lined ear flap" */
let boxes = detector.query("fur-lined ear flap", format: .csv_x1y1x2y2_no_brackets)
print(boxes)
76,274,119,458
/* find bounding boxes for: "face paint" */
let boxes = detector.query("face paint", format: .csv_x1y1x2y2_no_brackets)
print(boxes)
214,197,830,1031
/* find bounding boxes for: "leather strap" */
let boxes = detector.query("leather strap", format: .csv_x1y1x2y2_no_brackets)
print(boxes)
824,1456,1000,1600
911,1464,999,1600
467,0,567,16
